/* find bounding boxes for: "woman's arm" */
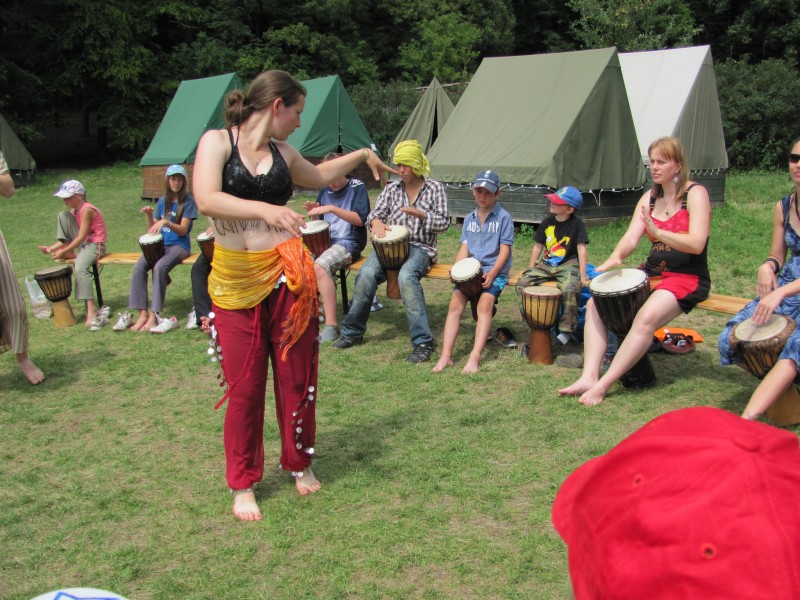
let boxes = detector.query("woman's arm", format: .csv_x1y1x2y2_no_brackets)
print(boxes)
640,184,711,254
193,129,306,235
282,144,397,190
595,192,649,271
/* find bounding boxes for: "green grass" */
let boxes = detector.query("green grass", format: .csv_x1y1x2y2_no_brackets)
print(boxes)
0,166,795,599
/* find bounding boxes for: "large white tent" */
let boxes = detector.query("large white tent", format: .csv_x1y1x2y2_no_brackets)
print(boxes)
619,46,728,203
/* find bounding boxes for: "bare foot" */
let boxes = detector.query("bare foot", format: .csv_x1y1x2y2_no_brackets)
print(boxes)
579,386,607,406
558,376,597,397
130,313,149,331
432,357,453,373
232,489,262,521
295,468,321,496
462,356,480,374
16,353,45,385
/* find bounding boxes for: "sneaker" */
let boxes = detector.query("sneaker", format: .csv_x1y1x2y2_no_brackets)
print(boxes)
370,295,384,312
89,313,108,331
185,308,198,330
319,325,340,343
150,315,178,334
406,342,433,364
99,305,111,319
332,335,363,349
112,312,134,332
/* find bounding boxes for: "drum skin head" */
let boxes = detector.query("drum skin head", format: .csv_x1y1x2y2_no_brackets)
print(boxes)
35,265,72,278
139,233,163,244
378,225,409,242
300,220,329,234
451,257,481,281
735,314,791,342
522,285,562,297
589,268,647,294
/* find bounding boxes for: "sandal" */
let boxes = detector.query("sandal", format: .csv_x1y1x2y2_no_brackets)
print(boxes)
662,332,695,355
494,326,518,348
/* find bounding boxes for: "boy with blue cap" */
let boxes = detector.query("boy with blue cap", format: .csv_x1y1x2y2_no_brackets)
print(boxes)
515,186,589,349
432,169,514,374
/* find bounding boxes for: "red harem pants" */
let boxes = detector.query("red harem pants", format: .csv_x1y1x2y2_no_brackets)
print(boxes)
213,282,319,490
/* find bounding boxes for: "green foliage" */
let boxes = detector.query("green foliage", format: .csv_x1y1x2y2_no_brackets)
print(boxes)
568,0,700,51
715,58,800,170
349,80,422,157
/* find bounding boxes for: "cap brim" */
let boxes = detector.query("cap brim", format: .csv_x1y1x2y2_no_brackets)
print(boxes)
54,191,72,198
546,193,567,204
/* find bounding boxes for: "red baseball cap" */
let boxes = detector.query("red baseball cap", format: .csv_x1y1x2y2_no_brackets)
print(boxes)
552,407,800,599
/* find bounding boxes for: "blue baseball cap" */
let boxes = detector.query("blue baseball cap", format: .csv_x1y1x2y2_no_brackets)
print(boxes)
546,186,583,209
165,164,187,178
471,169,500,193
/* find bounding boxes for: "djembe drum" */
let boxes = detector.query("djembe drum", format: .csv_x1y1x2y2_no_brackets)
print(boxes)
300,220,332,259
589,269,656,388
196,230,215,263
733,314,800,425
34,265,77,328
519,286,562,365
139,233,165,268
372,225,410,300
450,257,485,321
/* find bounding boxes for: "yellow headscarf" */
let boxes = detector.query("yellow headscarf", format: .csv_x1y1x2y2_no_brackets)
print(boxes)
393,140,430,177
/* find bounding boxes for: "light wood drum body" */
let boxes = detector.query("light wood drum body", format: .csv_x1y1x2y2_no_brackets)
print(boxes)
34,265,77,328
519,285,562,365
372,225,410,300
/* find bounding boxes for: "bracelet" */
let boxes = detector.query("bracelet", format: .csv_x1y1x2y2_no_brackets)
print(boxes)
764,257,780,273
361,148,369,162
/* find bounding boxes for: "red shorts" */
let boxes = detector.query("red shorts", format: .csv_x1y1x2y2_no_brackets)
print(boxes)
652,271,710,313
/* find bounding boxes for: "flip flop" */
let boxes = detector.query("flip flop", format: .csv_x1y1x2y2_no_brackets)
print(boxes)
662,332,695,355
494,327,518,348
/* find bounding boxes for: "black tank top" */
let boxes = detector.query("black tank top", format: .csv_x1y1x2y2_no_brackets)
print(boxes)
221,128,293,205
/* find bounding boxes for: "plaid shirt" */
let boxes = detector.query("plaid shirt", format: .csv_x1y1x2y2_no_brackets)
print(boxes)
368,178,449,260
0,151,8,175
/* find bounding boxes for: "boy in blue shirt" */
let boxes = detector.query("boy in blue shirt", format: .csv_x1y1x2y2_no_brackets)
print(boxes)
433,170,514,374
304,155,370,342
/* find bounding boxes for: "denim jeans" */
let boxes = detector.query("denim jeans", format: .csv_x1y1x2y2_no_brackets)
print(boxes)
341,245,433,346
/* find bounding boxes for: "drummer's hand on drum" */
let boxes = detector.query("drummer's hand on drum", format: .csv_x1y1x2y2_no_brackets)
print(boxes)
482,272,496,289
262,204,305,237
51,248,67,260
371,219,388,239
595,256,622,273
37,245,51,255
399,207,426,220
140,205,154,215
303,200,320,213
148,220,166,235
752,289,784,325
756,262,778,300
307,205,333,218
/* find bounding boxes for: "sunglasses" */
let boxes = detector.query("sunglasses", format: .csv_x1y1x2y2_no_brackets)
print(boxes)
790,153,800,164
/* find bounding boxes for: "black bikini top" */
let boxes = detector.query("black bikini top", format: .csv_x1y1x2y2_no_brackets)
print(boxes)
222,128,293,205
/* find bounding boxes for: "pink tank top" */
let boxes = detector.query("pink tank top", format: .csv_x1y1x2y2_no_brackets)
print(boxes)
75,201,108,244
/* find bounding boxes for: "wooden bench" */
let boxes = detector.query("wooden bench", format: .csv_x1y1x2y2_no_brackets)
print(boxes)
345,256,750,315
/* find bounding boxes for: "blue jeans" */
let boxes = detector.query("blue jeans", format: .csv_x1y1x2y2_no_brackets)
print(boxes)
341,246,433,346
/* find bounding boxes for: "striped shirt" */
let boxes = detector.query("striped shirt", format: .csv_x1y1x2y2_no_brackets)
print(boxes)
0,151,8,175
368,178,449,260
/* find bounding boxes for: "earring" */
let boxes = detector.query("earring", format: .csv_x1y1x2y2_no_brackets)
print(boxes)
674,172,680,183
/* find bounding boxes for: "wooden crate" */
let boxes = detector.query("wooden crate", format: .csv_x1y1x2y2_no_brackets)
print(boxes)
142,164,195,200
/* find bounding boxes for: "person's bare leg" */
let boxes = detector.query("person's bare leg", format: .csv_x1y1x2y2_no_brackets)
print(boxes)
742,359,798,420
295,468,321,495
143,310,159,331
578,291,682,406
232,488,262,521
85,298,98,325
559,299,607,396
130,309,150,331
16,352,44,384
433,291,467,372
463,293,495,374
316,265,338,327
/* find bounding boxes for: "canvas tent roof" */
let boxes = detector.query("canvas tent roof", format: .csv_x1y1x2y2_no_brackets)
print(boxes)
619,46,728,170
0,113,35,171
389,77,454,160
140,72,242,166
287,75,377,156
427,48,644,190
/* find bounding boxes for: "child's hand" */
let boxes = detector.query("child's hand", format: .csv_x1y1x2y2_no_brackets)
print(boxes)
482,273,495,289
140,205,154,215
581,275,591,287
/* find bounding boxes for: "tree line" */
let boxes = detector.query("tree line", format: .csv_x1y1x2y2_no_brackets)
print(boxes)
2,0,799,170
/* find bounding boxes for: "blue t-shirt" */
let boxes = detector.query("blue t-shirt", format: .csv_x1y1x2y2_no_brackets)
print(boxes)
315,179,370,256
155,194,197,252
460,203,514,276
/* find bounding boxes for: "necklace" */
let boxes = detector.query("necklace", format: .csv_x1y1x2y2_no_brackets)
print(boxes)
664,195,678,216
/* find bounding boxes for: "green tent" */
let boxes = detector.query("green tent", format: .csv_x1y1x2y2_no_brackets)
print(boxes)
619,46,728,203
427,48,645,222
140,72,242,166
0,113,36,174
287,75,377,157
389,77,454,160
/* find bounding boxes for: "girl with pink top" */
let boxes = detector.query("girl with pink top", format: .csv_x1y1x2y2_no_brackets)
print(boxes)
38,180,109,329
